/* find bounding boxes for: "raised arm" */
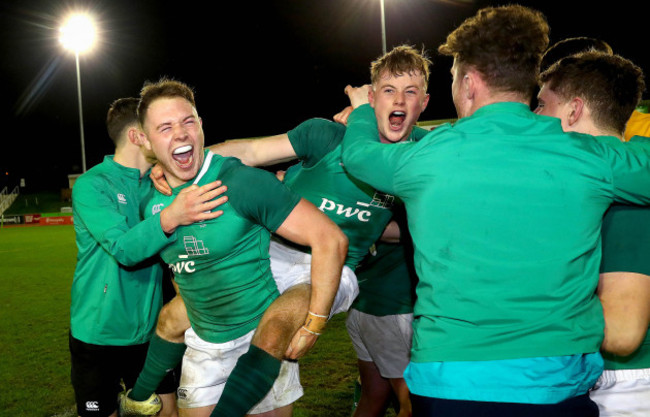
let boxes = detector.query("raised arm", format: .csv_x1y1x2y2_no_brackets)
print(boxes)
340,104,407,196
208,133,297,167
151,135,298,196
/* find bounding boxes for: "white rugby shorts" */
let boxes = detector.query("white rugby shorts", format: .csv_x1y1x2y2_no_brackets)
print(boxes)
590,367,650,417
177,327,303,412
346,309,413,379
269,239,359,317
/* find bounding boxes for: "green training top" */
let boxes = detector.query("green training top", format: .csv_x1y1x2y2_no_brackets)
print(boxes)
352,205,417,316
342,103,650,363
70,156,176,345
600,136,650,370
143,151,300,344
286,117,427,268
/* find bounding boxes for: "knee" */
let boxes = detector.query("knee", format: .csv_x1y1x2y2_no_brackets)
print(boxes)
156,304,189,343
252,313,299,359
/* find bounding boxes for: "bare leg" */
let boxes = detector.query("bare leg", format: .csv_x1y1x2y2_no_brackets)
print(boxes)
157,293,191,342
251,284,311,359
179,404,213,417
389,378,412,417
353,360,391,417
159,392,179,417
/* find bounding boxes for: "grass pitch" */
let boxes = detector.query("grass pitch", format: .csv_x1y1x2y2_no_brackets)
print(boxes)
0,225,360,417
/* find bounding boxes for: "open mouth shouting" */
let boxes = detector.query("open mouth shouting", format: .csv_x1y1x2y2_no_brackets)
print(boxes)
172,145,194,168
389,111,406,131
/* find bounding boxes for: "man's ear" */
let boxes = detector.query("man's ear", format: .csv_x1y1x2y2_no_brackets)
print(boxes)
138,130,152,151
462,72,477,100
566,97,585,127
368,88,375,109
127,127,143,146
421,93,430,112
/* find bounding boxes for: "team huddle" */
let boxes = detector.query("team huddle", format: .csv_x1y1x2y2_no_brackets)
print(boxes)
68,5,650,417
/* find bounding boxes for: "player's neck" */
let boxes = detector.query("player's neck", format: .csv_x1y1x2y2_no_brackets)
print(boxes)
113,145,153,178
571,119,623,141
165,173,188,189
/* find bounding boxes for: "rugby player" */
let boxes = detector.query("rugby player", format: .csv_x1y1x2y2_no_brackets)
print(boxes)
124,78,347,417
123,45,430,417
69,97,225,417
535,50,650,417
341,5,650,416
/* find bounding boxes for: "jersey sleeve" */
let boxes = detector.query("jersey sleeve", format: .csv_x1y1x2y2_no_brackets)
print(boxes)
72,175,175,267
341,104,415,196
219,158,301,231
412,125,430,142
287,118,345,168
600,136,650,205
601,204,650,274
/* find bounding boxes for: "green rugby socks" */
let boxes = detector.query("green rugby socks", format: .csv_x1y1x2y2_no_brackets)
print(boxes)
211,344,282,417
129,334,186,401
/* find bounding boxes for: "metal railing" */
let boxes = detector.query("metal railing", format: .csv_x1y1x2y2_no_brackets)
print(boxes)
0,186,20,216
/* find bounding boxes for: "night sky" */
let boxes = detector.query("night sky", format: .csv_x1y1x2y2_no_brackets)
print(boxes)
0,0,647,191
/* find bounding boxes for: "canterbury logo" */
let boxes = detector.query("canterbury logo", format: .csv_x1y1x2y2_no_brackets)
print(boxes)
85,401,99,410
152,203,164,215
117,194,127,204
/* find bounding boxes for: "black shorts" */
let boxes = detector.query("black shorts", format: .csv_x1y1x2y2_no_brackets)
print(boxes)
410,393,599,417
69,333,179,417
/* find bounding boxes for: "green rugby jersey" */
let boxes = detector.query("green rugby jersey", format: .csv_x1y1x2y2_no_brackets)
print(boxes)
71,156,175,345
600,136,650,370
143,151,300,344
352,241,416,315
286,118,427,269
352,206,417,316
342,103,650,363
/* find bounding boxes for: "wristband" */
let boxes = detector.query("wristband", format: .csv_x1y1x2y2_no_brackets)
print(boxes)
301,326,321,336
303,311,328,335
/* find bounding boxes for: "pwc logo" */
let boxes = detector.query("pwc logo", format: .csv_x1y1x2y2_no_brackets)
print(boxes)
318,198,372,222
169,236,209,275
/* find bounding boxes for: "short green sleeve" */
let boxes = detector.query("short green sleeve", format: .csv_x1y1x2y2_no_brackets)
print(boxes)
287,118,345,168
600,204,650,274
219,158,301,232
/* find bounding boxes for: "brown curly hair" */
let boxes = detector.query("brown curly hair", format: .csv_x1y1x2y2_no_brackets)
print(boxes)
438,5,549,99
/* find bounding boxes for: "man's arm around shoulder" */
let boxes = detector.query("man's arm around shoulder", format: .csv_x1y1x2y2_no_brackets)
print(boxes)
599,272,650,356
208,134,297,167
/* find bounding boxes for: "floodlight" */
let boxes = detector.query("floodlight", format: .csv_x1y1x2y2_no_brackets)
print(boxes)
59,14,96,53
59,13,97,173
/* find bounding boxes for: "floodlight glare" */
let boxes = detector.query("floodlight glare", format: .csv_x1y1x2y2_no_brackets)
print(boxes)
59,14,96,53
59,12,97,173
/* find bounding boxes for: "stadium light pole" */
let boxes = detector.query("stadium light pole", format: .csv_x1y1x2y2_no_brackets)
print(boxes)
59,14,96,173
380,0,386,54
